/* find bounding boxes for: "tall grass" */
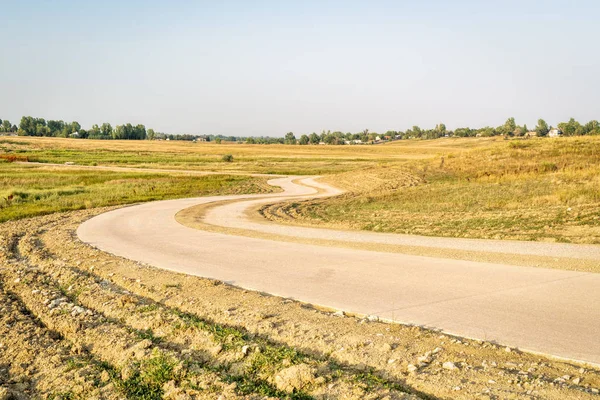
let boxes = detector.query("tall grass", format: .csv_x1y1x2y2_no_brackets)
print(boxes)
0,164,273,222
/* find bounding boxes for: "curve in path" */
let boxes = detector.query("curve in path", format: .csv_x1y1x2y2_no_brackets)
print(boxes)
78,176,600,365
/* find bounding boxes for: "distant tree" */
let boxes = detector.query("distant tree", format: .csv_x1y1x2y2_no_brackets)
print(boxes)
584,120,600,135
113,125,124,139
284,132,296,144
215,137,222,144
299,134,309,145
101,123,113,138
535,119,549,137
500,117,516,136
1,119,10,132
246,137,255,144
47,120,65,136
147,128,156,140
558,118,583,136
309,132,319,144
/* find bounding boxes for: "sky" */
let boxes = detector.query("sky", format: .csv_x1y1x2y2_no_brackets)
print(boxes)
1,0,599,136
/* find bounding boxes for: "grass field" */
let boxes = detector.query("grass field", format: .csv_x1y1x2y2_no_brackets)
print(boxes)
0,163,275,222
3,135,600,243
262,136,600,244
0,136,488,175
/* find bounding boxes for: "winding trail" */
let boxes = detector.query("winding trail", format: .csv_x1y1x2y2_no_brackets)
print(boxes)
78,176,600,365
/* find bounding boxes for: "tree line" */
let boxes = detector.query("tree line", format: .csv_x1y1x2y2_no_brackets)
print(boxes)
3,115,599,144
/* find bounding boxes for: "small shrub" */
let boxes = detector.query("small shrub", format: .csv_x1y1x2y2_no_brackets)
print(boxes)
540,162,558,172
222,154,234,162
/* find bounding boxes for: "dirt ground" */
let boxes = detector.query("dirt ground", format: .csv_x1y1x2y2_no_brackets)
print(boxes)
1,209,599,399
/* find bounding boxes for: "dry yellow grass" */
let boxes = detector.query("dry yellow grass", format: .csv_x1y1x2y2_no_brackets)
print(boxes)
262,136,600,244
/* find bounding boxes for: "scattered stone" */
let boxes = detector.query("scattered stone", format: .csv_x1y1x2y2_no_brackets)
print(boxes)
488,379,496,384
453,386,461,391
432,347,442,354
591,388,599,394
13,278,20,283
407,364,418,373
443,362,457,370
381,343,392,352
31,289,40,294
572,377,581,385
333,310,345,317
505,346,512,353
367,315,379,322
241,345,250,356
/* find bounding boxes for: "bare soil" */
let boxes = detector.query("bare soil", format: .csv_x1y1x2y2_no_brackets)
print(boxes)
1,210,599,399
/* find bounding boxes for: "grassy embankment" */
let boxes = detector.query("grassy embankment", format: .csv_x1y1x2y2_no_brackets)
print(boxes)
0,162,277,223
263,136,600,244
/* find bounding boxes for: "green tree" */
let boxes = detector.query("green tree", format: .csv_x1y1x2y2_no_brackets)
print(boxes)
299,134,309,145
284,132,296,144
501,117,516,136
309,132,319,144
215,137,222,144
47,120,65,136
535,119,549,136
1,119,10,132
147,128,156,140
101,123,113,138
558,118,582,136
584,120,600,135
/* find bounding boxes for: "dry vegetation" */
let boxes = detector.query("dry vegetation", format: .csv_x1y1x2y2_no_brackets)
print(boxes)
262,136,600,244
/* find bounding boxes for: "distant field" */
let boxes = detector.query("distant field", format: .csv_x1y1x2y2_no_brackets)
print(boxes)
0,136,497,175
262,136,600,244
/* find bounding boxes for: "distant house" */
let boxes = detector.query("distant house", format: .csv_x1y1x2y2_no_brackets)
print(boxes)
549,128,563,137
69,132,80,138
344,140,351,145
374,136,381,142
318,141,326,145
353,139,363,144
383,136,391,140
526,131,538,137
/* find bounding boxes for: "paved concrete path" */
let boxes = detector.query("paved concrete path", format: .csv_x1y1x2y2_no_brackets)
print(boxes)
78,176,600,365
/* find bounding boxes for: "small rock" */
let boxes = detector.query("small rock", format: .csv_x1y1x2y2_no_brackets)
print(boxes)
381,343,392,352
432,347,442,354
32,290,40,294
417,355,431,364
572,377,581,385
579,368,585,374
407,364,418,373
453,386,461,391
13,278,20,283
591,388,599,394
387,359,396,364
505,346,512,353
241,345,250,356
367,315,379,322
333,310,345,317
488,379,496,384
443,362,457,370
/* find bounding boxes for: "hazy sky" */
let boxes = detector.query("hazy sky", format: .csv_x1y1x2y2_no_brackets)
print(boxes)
1,1,599,136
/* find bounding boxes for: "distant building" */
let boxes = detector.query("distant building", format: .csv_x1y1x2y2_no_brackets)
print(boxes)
526,131,538,137
549,128,563,137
